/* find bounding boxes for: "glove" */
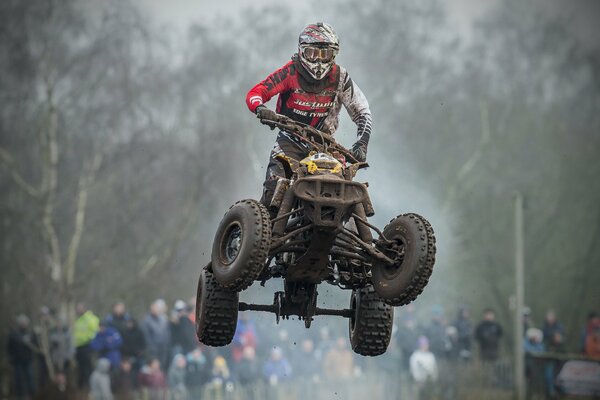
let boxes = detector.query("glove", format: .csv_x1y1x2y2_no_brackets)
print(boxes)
351,141,368,162
255,105,278,121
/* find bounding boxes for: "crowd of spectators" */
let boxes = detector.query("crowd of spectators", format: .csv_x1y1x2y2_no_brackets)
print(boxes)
5,299,600,400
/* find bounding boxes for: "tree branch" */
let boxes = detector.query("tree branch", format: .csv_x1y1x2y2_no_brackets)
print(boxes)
0,147,40,197
64,150,104,288
139,170,203,277
442,100,492,214
41,101,61,282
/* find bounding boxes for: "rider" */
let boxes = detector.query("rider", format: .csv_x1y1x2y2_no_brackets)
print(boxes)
246,22,372,207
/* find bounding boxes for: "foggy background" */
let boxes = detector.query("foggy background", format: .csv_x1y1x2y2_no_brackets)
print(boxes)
1,0,599,389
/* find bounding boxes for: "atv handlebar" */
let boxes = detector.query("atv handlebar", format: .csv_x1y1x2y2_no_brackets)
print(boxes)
258,113,360,164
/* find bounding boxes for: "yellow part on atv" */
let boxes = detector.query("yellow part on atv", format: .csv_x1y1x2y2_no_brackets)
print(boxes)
300,152,343,175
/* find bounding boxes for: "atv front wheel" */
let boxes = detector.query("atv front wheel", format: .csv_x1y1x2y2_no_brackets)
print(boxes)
195,267,239,346
349,286,394,356
211,199,271,291
372,213,436,306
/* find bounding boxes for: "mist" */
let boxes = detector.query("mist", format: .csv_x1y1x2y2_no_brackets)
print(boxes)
1,0,599,398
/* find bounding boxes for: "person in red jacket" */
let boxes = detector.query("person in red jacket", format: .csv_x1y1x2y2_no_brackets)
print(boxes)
246,22,372,207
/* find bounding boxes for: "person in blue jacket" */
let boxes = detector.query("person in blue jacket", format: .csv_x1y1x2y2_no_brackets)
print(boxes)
91,320,123,369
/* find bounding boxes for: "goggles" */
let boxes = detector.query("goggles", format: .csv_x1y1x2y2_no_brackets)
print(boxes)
302,46,336,63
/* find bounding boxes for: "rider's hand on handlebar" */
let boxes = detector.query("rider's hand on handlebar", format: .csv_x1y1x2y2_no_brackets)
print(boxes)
255,105,278,121
351,141,368,162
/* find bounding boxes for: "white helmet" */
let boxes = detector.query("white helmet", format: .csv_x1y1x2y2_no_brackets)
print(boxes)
298,22,339,80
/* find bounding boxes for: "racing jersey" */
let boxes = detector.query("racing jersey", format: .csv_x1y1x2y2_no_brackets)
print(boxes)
246,59,372,147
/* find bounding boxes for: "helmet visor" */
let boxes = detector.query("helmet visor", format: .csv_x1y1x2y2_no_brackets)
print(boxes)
302,46,335,63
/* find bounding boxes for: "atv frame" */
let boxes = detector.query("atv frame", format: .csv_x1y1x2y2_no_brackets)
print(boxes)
196,113,436,356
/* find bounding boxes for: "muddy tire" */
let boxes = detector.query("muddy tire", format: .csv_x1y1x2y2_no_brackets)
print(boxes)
349,285,394,356
211,199,271,291
372,213,436,306
195,267,239,346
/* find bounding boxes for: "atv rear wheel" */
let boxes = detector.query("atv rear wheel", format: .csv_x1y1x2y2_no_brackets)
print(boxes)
195,267,239,346
211,199,271,291
349,285,394,356
372,213,436,306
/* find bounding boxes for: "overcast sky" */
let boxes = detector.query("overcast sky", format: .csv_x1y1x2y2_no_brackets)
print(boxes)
133,0,599,51
134,0,491,36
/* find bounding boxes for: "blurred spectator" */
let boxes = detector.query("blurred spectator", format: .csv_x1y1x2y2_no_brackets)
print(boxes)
167,354,188,400
103,302,132,336
90,358,113,400
263,347,292,385
208,356,234,399
34,371,79,400
232,314,258,363
323,337,353,380
410,336,438,399
142,299,171,369
403,304,418,322
542,310,565,397
120,318,146,369
186,298,196,323
7,314,37,399
49,315,73,373
211,355,233,385
523,328,545,397
475,309,503,362
35,306,55,387
185,347,210,397
294,338,318,380
169,300,197,358
424,305,449,359
441,326,460,399
524,328,545,354
425,306,452,400
236,346,261,386
542,310,565,353
295,339,319,400
583,312,600,358
444,326,460,361
138,358,167,400
397,315,421,371
454,307,472,360
91,321,123,370
522,306,533,335
112,358,137,400
314,326,334,361
275,329,295,358
74,302,99,389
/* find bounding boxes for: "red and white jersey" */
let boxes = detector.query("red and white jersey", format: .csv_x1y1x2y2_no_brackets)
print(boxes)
246,60,372,143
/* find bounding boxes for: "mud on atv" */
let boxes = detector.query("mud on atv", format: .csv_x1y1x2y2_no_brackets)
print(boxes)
196,113,436,356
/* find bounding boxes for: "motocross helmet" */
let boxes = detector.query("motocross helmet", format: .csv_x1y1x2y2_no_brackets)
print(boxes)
298,22,339,80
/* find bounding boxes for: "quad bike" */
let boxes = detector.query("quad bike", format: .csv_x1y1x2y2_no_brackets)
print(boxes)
195,113,436,356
